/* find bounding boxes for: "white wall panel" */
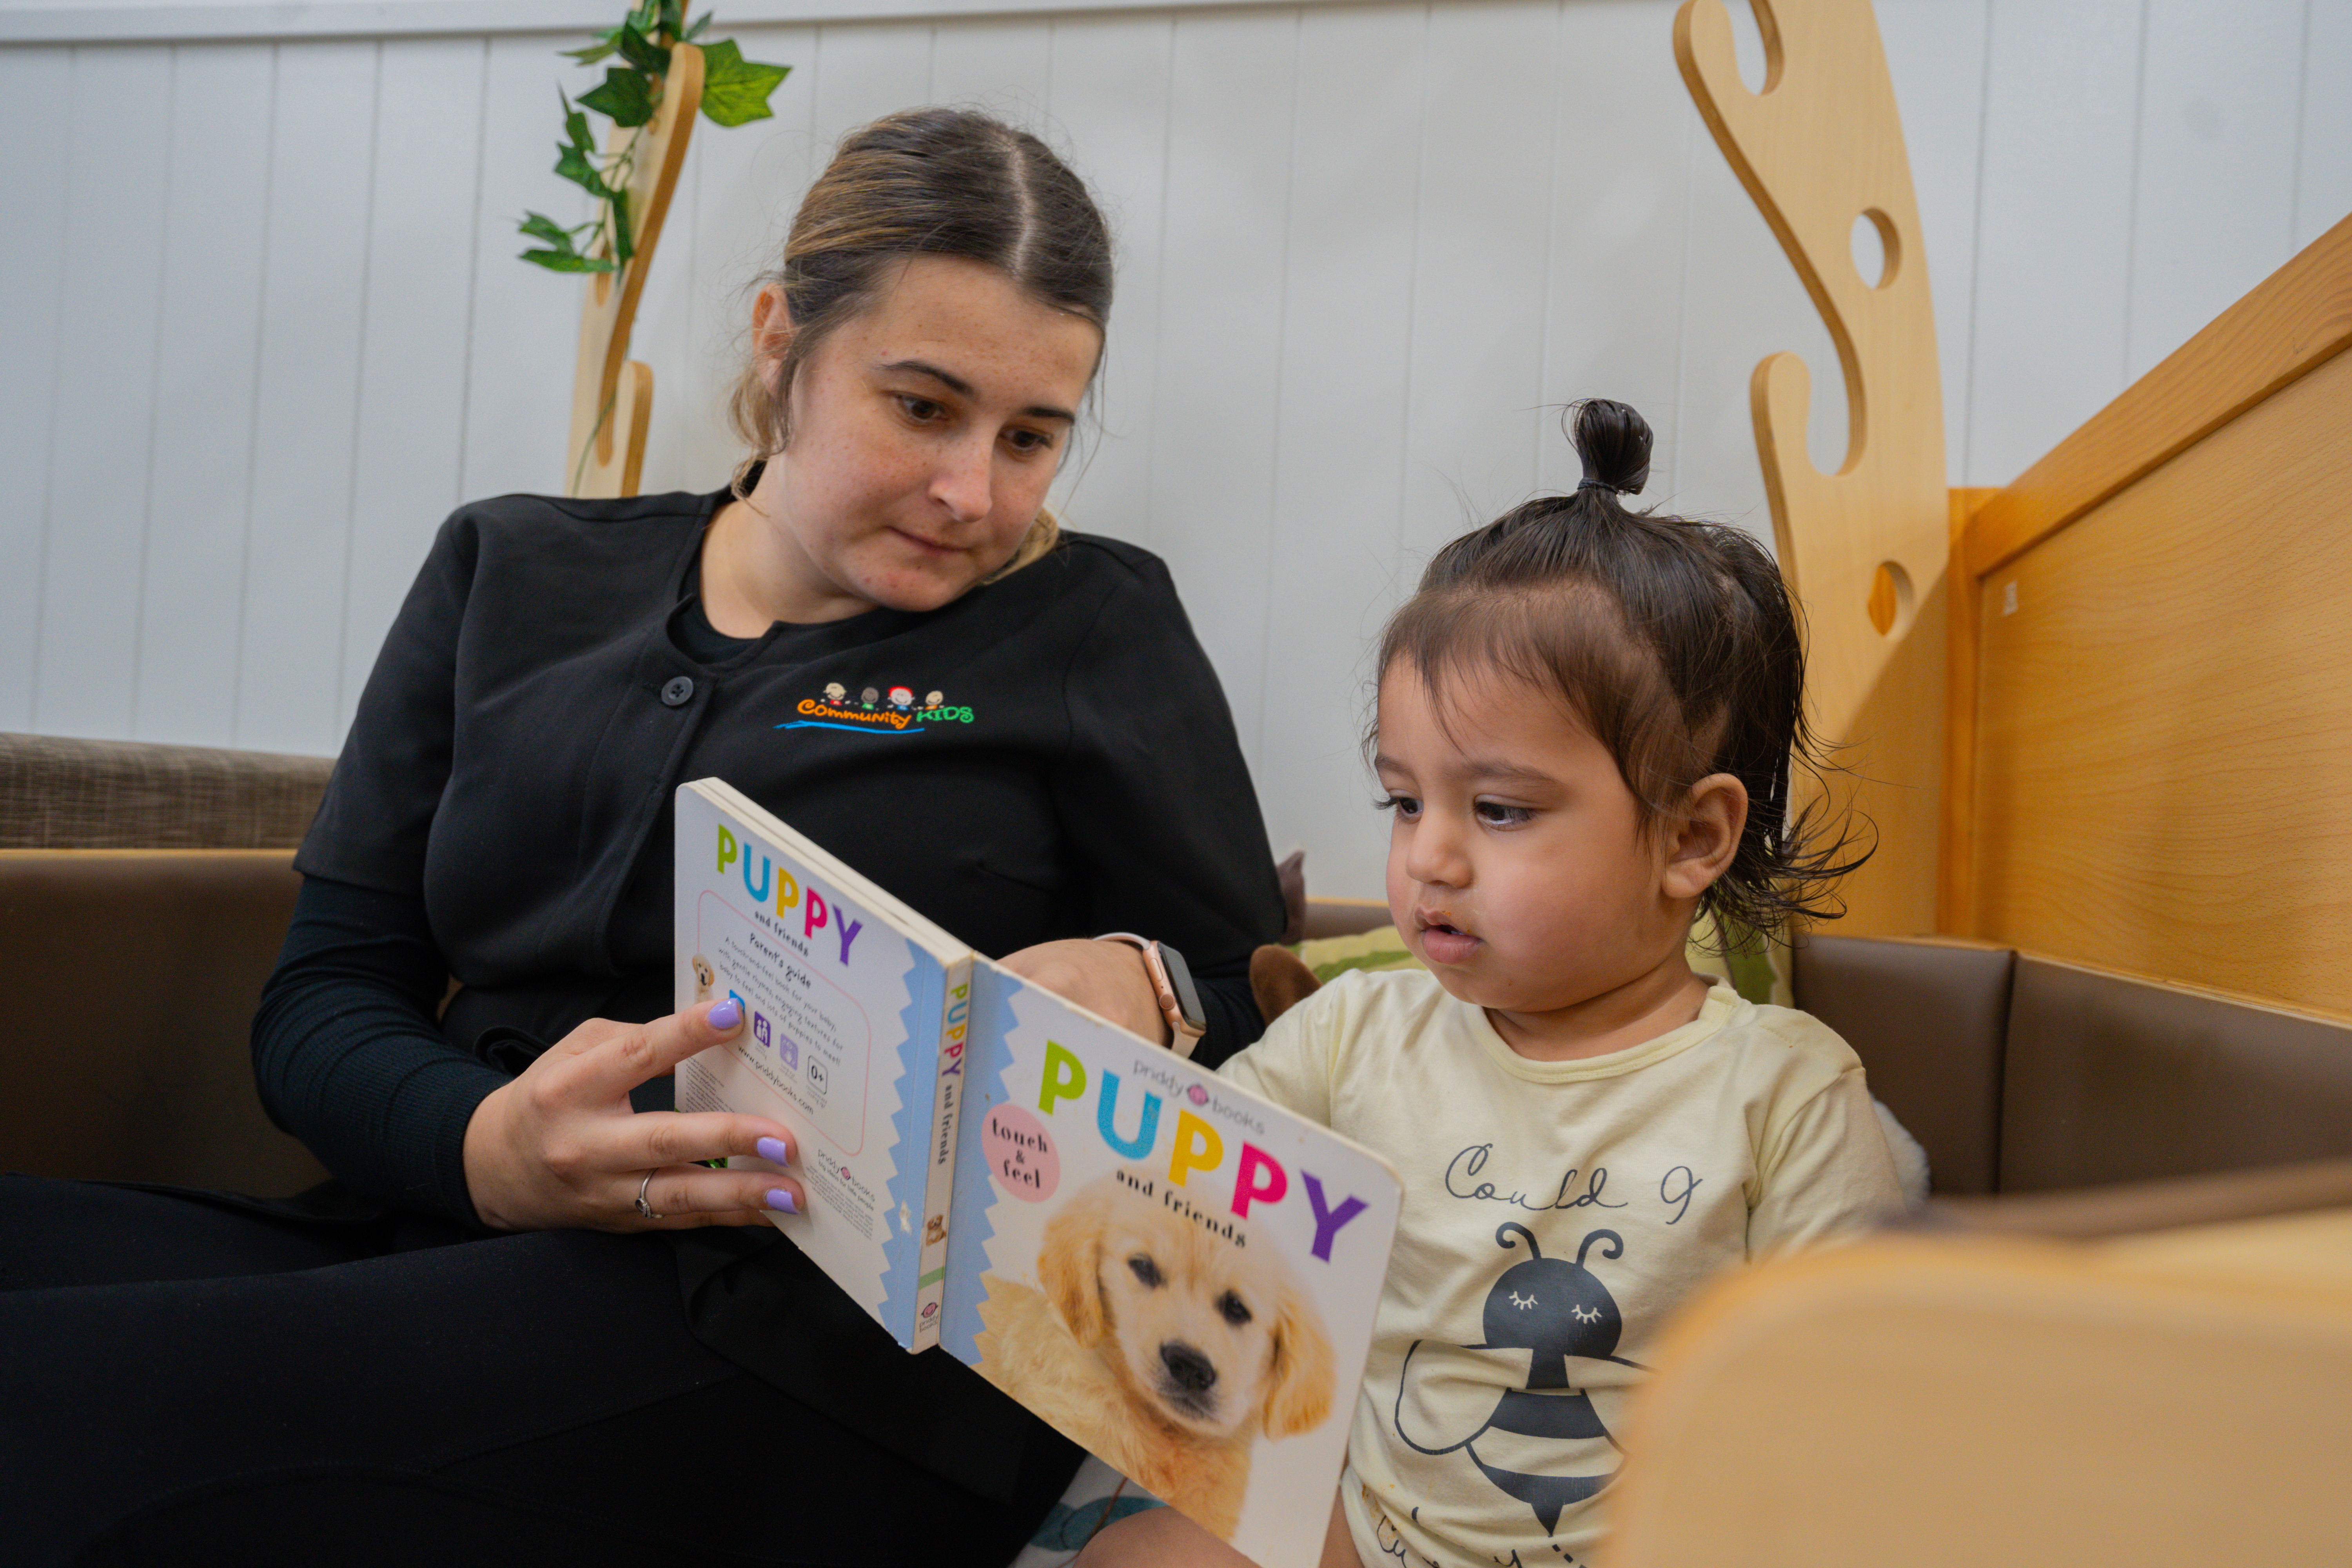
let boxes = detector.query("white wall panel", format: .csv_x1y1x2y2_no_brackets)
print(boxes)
3,0,2332,895
808,20,936,144
1963,0,2144,488
1259,0,1425,898
339,37,484,733
460,34,587,504
1538,0,1693,497
1042,13,1175,548
36,45,171,741
2296,0,2352,251
236,39,376,755
927,13,1052,116
1150,7,1299,761
134,42,274,745
1874,0,1986,483
2128,0,2305,380
0,47,73,732
670,23,819,494
1397,0,1558,565
1672,104,1817,546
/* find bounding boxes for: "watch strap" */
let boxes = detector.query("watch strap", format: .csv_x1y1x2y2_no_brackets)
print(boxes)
1095,932,1207,1056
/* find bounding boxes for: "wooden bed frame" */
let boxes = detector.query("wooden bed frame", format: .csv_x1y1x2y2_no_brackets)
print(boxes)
1604,4,2352,1560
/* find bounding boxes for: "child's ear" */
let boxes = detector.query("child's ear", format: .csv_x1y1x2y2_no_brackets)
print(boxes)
1661,773,1748,900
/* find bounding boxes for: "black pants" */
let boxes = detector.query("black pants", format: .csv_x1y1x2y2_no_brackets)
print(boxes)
0,1176,1071,1566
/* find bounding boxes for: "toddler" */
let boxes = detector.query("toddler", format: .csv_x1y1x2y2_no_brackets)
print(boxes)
1080,399,1902,1568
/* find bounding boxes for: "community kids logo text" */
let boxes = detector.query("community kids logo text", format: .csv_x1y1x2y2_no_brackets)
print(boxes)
781,681,976,735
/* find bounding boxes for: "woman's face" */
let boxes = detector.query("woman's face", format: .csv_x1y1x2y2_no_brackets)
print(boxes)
752,254,1102,622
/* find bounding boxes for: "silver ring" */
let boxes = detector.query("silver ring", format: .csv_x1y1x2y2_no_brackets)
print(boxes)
635,1170,664,1222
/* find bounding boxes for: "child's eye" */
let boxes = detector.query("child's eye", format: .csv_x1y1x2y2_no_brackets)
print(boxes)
1475,800,1534,827
1374,793,1421,820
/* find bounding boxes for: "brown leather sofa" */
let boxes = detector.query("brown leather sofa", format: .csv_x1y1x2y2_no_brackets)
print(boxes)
0,732,332,1195
1795,932,2352,1218
10,731,2352,1214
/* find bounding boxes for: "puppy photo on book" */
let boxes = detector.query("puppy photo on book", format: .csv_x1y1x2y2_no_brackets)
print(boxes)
973,1169,1336,1539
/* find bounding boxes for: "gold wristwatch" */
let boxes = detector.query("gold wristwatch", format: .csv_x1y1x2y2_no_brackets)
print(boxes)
1096,933,1208,1057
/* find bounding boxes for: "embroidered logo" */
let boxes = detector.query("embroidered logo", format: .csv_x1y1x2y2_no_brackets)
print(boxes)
780,681,975,735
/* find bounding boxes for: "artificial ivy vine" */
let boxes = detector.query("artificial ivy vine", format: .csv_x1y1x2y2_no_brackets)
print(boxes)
519,0,789,275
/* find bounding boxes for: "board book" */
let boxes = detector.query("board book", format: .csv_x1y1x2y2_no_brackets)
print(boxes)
673,778,1401,1566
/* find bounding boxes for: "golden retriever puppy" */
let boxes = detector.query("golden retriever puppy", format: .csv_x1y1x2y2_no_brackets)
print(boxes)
974,1171,1336,1539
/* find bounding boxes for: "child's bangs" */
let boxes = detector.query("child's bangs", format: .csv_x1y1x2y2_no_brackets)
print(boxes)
1377,582,1698,824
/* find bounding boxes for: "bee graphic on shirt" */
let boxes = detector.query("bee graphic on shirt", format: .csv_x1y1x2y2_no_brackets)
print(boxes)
1393,1225,1644,1535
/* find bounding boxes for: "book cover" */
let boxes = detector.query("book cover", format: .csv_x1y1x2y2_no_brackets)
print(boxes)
674,779,1401,1565
672,779,969,1349
940,965,1399,1567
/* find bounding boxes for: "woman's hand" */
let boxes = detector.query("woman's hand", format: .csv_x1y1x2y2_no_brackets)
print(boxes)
998,938,1169,1047
460,998,808,1233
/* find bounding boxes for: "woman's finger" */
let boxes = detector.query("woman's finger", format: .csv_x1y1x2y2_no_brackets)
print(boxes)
572,997,746,1100
630,1164,805,1227
596,1110,795,1176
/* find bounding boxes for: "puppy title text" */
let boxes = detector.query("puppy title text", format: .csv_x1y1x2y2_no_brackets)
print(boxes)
1037,1041,1369,1263
716,826,866,965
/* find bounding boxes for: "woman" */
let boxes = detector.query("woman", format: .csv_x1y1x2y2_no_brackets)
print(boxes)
3,108,1284,1565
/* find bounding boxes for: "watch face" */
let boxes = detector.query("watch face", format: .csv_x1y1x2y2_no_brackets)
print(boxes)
1156,942,1207,1034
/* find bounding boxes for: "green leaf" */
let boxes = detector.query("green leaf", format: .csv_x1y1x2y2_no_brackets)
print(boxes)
698,39,790,128
609,185,635,269
580,65,657,127
682,10,712,41
554,139,615,200
561,29,621,64
521,247,619,273
561,89,595,153
615,22,671,75
658,0,687,38
518,210,577,245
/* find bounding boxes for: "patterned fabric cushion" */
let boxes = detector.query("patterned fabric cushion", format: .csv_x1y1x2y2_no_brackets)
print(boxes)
0,732,333,849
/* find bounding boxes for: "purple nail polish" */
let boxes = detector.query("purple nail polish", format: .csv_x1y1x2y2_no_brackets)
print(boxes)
755,1136,791,1166
709,996,742,1030
766,1188,798,1214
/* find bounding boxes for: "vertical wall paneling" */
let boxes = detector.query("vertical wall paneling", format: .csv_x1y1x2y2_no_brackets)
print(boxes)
1963,0,2145,488
461,34,589,504
671,22,818,492
0,47,74,731
807,21,937,149
1396,0,1560,567
927,14,1052,118
1041,12,1176,548
236,39,379,756
2295,0,2352,252
1538,0,1695,499
136,42,276,745
3,0,2335,886
1258,0,1426,900
2127,0,2305,381
36,45,172,741
339,38,486,734
1671,91,1820,546
1149,6,1300,762
1873,0,1988,483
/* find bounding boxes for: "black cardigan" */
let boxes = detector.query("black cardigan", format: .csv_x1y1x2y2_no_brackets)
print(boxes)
252,482,1285,1499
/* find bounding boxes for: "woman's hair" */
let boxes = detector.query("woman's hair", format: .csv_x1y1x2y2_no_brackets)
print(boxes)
1375,398,1864,940
728,107,1114,574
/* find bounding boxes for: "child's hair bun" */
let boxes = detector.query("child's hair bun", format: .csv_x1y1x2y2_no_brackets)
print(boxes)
1571,399,1653,497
